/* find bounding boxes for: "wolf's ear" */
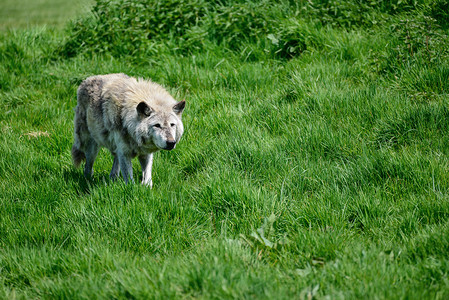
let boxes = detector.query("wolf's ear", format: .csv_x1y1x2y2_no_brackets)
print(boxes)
137,102,152,117
173,100,186,115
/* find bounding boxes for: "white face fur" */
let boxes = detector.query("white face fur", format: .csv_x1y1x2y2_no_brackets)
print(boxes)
134,101,185,151
148,113,181,150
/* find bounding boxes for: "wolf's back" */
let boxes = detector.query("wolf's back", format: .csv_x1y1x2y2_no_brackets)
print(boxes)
76,73,126,105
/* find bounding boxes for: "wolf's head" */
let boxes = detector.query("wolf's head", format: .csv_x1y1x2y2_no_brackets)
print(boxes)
135,100,185,150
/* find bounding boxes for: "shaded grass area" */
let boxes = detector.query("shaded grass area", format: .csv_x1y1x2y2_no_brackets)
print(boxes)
1,1,449,298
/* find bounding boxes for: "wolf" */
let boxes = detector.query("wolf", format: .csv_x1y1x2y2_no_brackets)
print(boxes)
71,73,185,188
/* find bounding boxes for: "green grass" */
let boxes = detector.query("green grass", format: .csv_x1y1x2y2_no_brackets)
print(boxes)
0,0,93,29
1,0,449,299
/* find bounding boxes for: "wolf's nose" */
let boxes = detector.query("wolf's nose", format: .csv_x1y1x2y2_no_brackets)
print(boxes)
165,141,176,150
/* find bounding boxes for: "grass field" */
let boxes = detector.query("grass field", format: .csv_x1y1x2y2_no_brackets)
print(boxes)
1,0,449,298
0,0,93,29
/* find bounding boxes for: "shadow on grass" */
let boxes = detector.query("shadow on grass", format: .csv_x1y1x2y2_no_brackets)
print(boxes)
63,168,111,196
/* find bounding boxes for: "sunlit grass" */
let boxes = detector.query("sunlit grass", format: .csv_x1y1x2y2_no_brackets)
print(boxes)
1,0,449,298
0,0,93,29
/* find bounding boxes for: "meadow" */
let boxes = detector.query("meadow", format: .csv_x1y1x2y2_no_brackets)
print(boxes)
1,0,449,298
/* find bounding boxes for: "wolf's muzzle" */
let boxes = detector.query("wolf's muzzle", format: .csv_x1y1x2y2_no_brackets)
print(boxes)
164,141,176,150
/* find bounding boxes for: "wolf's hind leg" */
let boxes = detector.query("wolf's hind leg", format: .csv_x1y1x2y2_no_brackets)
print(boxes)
110,155,121,180
139,153,153,188
84,140,99,178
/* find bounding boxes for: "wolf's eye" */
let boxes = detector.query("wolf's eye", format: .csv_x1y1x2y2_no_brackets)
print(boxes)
153,124,161,128
170,123,175,127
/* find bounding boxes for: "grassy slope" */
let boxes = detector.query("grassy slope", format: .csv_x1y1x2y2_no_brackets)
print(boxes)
0,0,93,29
1,1,449,299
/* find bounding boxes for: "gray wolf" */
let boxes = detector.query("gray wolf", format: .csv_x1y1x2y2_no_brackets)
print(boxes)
71,73,185,188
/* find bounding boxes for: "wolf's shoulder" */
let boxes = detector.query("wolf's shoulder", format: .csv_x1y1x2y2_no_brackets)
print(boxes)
130,78,177,109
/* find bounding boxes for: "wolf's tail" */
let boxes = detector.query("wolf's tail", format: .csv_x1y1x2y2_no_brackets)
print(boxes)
72,102,86,168
71,117,85,168
71,144,85,168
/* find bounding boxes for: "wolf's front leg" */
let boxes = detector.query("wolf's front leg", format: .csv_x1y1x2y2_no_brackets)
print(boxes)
118,153,133,183
139,153,153,188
